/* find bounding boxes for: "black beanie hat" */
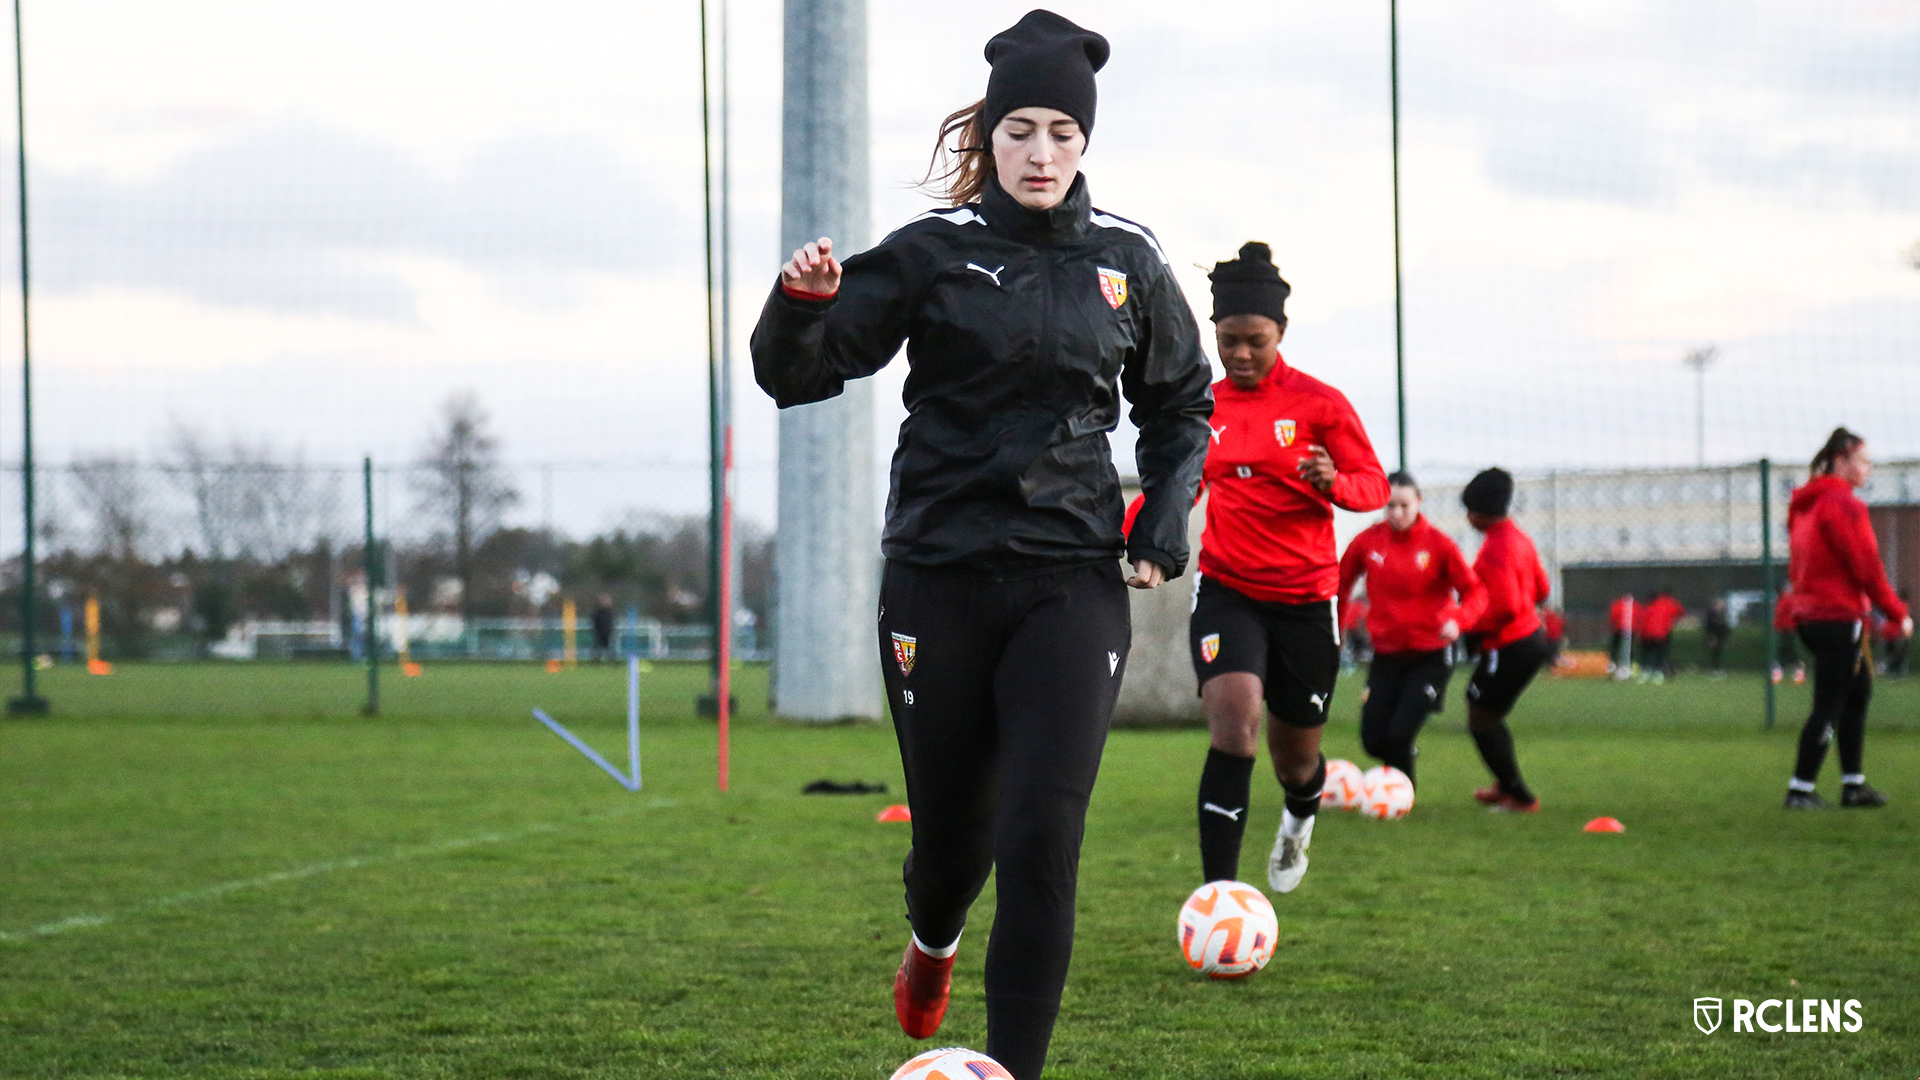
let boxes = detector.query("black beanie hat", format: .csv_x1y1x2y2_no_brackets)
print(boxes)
1208,241,1292,325
982,10,1110,140
1462,468,1515,517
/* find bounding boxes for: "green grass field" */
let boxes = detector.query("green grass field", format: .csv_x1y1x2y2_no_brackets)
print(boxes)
2,661,1916,1078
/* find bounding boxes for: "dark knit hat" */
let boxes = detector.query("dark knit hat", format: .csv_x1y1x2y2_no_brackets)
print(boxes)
1462,468,1515,517
1208,241,1292,325
982,10,1110,140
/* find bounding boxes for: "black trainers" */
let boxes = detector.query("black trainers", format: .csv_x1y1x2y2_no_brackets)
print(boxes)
1840,784,1888,808
1783,789,1825,809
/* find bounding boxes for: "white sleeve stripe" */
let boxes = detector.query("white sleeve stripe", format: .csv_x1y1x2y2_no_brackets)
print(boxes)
905,206,986,228
1089,210,1169,264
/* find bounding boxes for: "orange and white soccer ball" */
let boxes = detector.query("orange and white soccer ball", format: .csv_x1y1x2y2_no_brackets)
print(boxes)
1321,758,1367,810
1177,880,1279,979
1358,765,1415,819
890,1047,1012,1080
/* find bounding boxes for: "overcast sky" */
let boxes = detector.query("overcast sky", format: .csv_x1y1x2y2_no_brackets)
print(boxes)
0,0,1915,540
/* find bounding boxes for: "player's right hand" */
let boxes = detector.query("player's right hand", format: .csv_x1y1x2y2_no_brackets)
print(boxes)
1900,615,1914,639
781,236,842,296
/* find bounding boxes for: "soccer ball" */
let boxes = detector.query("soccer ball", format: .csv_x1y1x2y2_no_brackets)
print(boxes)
890,1047,1012,1080
1177,880,1279,979
1358,765,1415,819
1321,758,1366,810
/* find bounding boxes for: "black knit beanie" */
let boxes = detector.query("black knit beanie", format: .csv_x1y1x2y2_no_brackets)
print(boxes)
1462,468,1515,517
982,10,1110,139
1208,241,1292,325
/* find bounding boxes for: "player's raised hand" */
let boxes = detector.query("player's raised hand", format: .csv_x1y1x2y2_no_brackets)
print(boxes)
781,236,842,296
1297,445,1337,493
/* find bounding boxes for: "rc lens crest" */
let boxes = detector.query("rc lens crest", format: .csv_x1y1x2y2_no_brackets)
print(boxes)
891,632,917,676
1274,419,1297,447
1694,997,1722,1035
1200,633,1221,663
1097,266,1128,309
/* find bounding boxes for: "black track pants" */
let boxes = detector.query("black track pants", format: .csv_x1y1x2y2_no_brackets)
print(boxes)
1793,620,1872,782
878,559,1131,1080
1360,649,1450,786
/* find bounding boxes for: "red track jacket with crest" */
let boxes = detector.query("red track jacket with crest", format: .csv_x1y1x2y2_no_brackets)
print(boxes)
1786,474,1908,625
1338,515,1487,655
1195,357,1389,604
1468,517,1551,649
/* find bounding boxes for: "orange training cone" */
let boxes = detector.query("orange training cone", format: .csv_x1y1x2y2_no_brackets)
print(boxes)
1584,816,1626,833
876,805,912,823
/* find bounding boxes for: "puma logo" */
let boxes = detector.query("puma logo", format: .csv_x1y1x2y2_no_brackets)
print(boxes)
1202,802,1243,821
1309,693,1327,712
1423,684,1438,701
966,263,1005,286
1209,424,1227,443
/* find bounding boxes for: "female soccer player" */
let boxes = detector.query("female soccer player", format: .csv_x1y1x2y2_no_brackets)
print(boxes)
1782,428,1911,809
1338,472,1486,788
750,12,1213,1076
1187,242,1389,894
1461,468,1552,812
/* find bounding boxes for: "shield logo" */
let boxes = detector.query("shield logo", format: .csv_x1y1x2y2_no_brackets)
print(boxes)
1274,419,1297,447
891,632,917,676
1096,266,1128,309
1200,633,1221,663
1693,997,1722,1035
1416,551,1431,570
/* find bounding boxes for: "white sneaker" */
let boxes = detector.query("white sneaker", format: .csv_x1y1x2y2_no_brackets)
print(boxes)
1267,812,1314,893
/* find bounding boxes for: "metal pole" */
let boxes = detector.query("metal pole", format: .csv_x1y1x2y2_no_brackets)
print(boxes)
362,456,379,716
698,0,732,786
7,0,45,716
1760,457,1776,729
774,0,878,721
717,0,735,788
1389,0,1408,473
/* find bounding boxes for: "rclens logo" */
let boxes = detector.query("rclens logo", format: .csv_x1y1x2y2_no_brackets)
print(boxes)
1694,997,1863,1034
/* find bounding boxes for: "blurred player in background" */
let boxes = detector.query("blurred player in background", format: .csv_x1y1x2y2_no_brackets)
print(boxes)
1781,428,1911,809
1186,241,1388,894
1636,587,1684,682
1702,598,1731,678
1607,593,1635,676
1461,468,1552,813
1338,471,1485,788
750,12,1213,1075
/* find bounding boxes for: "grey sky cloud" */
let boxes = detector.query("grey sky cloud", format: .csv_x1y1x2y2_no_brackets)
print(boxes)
14,124,693,321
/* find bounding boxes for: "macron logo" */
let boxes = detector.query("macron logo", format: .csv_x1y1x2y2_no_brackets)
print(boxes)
966,263,1005,286
1108,651,1120,676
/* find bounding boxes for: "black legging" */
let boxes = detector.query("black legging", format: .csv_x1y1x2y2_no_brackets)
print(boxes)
1793,620,1872,783
1359,648,1450,788
878,559,1130,1080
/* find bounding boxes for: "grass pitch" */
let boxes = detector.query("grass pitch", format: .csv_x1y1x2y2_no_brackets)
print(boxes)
2,661,1916,1078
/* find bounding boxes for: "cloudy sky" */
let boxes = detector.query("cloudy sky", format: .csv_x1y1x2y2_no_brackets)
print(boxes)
0,0,1915,540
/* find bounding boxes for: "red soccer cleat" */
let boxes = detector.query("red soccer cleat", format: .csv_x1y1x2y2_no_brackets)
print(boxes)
894,938,955,1039
1489,792,1541,814
1473,786,1503,805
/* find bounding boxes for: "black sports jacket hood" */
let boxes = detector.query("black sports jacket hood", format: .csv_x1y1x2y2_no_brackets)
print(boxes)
751,174,1214,578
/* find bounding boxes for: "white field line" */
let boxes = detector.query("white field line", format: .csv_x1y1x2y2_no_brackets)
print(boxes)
0,797,678,944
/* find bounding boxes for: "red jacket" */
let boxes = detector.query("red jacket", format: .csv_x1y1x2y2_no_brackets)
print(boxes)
1608,596,1635,633
1469,518,1551,649
1542,608,1566,642
1787,475,1908,624
1639,595,1685,640
1338,516,1487,655
1195,358,1389,603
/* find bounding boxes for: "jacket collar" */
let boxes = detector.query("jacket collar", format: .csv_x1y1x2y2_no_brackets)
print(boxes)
978,171,1093,244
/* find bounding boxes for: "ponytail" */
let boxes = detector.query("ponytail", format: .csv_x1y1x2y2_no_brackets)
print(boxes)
918,99,994,206
1810,427,1863,479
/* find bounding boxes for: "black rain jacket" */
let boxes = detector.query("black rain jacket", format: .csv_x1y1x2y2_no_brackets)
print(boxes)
750,174,1213,578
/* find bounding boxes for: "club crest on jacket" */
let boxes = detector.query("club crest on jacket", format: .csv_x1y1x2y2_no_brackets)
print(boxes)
1274,419,1296,446
1096,266,1128,309
891,632,917,676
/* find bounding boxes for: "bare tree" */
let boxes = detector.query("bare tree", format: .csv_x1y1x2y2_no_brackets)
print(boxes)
166,425,344,562
412,393,518,620
69,457,148,561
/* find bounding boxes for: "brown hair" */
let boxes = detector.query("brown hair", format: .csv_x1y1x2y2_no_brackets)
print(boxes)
919,99,993,206
1810,426,1864,478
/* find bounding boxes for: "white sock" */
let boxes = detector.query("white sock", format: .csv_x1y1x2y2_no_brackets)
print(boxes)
1842,773,1866,787
1788,777,1817,793
912,931,960,959
1280,809,1316,839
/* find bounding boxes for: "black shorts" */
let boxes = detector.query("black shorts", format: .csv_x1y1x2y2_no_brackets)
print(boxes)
1464,628,1552,717
1189,578,1340,729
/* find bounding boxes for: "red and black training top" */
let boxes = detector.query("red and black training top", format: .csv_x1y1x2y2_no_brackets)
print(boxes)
1195,357,1389,604
1469,518,1551,649
1785,474,1908,625
1638,595,1685,640
1338,515,1487,655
